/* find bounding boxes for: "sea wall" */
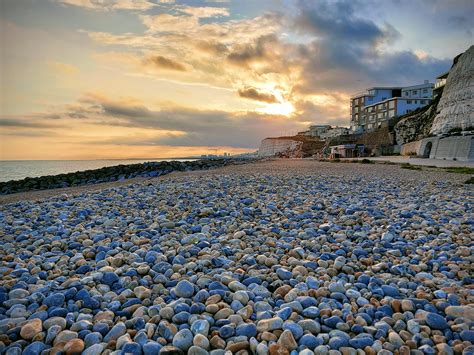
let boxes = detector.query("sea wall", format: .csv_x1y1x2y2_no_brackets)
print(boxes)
431,45,474,134
0,158,257,195
419,135,474,161
400,140,423,156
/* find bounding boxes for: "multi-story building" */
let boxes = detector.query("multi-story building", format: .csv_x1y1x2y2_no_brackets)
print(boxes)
350,87,401,132
350,82,434,132
401,80,434,99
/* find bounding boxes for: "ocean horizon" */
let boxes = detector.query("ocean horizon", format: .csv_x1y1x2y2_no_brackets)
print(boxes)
0,159,197,182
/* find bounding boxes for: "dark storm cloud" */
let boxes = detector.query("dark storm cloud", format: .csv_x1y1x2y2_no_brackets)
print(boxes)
238,87,278,103
0,118,58,128
293,0,452,94
294,0,391,44
145,55,187,71
227,34,277,67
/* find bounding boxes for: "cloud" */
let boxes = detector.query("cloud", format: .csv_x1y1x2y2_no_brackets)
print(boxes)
292,0,451,94
55,0,164,11
48,61,79,75
21,93,308,148
0,118,58,128
238,87,278,103
144,55,187,71
448,15,473,36
179,6,229,18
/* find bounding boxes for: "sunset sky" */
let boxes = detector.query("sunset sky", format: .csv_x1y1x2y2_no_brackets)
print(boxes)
1,0,472,159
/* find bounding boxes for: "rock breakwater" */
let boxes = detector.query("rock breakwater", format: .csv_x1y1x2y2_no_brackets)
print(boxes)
0,159,255,195
0,161,472,354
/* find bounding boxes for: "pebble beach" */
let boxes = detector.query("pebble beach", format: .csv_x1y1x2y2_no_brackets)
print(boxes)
0,160,473,355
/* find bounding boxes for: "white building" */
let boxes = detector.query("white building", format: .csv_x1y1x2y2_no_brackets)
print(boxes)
320,127,350,140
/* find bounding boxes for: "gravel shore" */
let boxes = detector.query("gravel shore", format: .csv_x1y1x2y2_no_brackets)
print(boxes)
0,159,473,355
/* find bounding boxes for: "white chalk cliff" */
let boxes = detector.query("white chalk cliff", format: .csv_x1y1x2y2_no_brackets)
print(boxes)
430,45,474,134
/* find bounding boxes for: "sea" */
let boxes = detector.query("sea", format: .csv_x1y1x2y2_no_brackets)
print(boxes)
0,159,196,182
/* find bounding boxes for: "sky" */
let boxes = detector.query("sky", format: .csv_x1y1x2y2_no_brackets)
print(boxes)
0,0,472,159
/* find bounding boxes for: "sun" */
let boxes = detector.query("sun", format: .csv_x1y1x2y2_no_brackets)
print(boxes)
257,101,295,116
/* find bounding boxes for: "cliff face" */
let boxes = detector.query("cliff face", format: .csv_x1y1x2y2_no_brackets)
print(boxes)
431,45,474,134
394,96,439,145
258,136,325,158
258,138,302,157
395,45,473,144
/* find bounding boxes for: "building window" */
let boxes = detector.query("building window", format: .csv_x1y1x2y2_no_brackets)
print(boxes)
423,89,428,93
420,100,424,104
404,92,409,96
407,100,412,104
412,90,417,94
414,100,417,104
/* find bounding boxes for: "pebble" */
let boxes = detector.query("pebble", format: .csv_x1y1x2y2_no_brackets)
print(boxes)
0,163,471,354
20,318,43,340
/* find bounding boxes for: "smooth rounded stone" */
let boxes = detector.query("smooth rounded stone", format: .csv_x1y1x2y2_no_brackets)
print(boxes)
257,317,283,332
173,329,194,352
44,317,67,330
425,312,449,330
209,335,226,350
407,319,420,334
191,320,210,337
20,318,43,340
226,340,249,353
63,338,85,354
233,291,250,305
174,280,195,298
43,293,65,308
276,268,292,280
81,344,106,355
22,341,49,355
54,330,78,345
236,323,257,338
435,343,453,355
160,345,185,354
445,306,474,321
256,343,269,355
388,332,404,348
188,345,209,355
134,286,152,300
143,341,163,355
228,281,246,291
333,256,346,269
104,322,127,342
300,334,321,350
193,334,210,350
278,329,298,351
117,333,133,350
9,289,30,299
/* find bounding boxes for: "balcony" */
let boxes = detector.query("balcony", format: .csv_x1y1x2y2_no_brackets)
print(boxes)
435,78,446,90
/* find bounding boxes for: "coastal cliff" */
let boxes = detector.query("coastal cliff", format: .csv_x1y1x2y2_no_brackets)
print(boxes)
258,136,325,158
395,45,474,144
394,95,440,145
430,45,474,134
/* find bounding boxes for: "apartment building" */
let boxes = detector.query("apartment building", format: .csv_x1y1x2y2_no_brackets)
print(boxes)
350,82,433,132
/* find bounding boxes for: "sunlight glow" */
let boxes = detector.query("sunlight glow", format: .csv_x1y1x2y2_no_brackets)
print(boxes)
257,101,295,116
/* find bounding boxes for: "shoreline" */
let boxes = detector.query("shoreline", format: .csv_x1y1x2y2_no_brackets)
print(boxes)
1,159,471,205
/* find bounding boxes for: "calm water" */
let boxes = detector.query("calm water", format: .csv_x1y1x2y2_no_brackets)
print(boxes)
0,159,196,182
